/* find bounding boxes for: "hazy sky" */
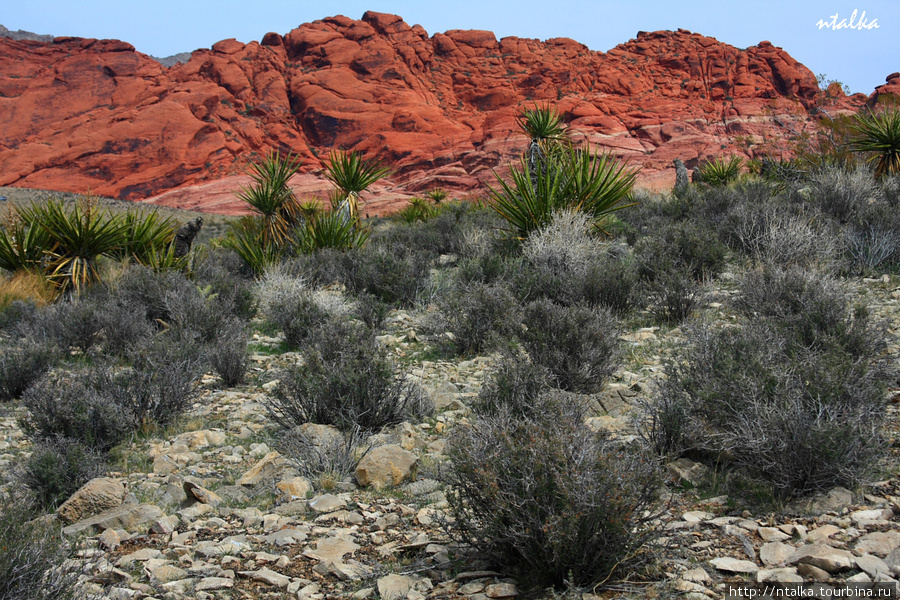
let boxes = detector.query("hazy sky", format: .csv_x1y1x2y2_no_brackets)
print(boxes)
4,1,896,94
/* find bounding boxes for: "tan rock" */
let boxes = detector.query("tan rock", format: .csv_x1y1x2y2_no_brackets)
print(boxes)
275,477,312,503
237,451,292,486
183,481,223,507
355,445,418,487
788,543,854,573
57,477,126,524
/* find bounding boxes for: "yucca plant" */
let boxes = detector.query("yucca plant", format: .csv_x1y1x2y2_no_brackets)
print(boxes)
296,210,370,253
0,212,51,273
237,151,303,248
396,198,436,224
110,208,177,266
220,217,282,277
849,105,900,176
425,188,449,204
489,144,639,240
18,197,127,295
694,156,744,186
323,150,391,225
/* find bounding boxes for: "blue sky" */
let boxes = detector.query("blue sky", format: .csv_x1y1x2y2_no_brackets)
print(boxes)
4,1,896,94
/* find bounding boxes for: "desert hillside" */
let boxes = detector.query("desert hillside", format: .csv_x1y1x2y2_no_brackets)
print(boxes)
0,11,885,214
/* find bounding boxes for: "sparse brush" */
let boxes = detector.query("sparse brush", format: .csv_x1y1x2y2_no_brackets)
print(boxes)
0,340,59,402
277,425,371,489
430,281,521,355
520,299,620,393
0,492,85,600
20,436,108,510
207,318,249,387
443,395,661,588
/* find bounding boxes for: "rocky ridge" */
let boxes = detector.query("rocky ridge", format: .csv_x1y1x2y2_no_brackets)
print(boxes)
2,271,900,599
0,12,871,215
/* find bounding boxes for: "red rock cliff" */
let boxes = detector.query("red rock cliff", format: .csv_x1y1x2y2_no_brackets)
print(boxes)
0,11,866,214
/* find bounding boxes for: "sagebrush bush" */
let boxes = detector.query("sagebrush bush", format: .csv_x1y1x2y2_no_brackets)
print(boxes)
268,320,431,432
444,396,660,588
520,299,620,394
0,298,37,332
278,425,371,489
29,297,106,353
0,493,84,600
20,436,108,510
21,371,133,452
191,248,258,320
207,318,249,387
0,340,58,401
472,352,553,417
648,319,891,498
726,203,836,269
581,254,641,314
645,269,703,325
809,165,882,222
635,220,727,281
521,209,604,278
113,265,198,326
431,281,521,355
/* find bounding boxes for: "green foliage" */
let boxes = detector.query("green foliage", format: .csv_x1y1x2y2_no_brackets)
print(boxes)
17,197,127,296
694,155,744,186
296,209,371,253
849,105,900,176
324,150,391,225
110,208,177,266
0,214,51,274
488,144,638,240
237,151,303,248
516,103,568,142
395,198,437,223
220,217,283,276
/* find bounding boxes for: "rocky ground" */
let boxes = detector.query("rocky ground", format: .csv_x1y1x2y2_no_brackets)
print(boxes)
2,272,900,600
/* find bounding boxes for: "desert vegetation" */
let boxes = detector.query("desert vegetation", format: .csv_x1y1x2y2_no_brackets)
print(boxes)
0,103,899,597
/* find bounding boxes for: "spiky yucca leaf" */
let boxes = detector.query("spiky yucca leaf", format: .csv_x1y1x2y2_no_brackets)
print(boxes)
18,197,127,295
111,208,177,265
0,214,51,273
237,152,303,248
297,210,370,253
516,104,568,142
849,106,900,176
220,216,282,277
694,156,744,186
488,144,638,240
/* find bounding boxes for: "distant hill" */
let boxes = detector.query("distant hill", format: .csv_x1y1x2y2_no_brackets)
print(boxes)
0,12,879,215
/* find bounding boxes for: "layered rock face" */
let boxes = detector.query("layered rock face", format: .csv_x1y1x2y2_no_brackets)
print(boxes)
0,12,866,214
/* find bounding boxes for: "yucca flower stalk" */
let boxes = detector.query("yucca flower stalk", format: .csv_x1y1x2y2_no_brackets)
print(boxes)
849,106,900,176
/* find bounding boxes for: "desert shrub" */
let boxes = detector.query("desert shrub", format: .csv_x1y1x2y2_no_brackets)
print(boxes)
113,265,198,326
191,248,258,320
734,267,873,355
844,223,900,273
472,352,553,417
581,254,641,314
268,320,431,432
263,288,331,349
520,299,620,394
354,292,390,329
635,220,727,281
339,244,431,307
455,253,518,285
21,371,133,451
0,493,84,600
277,425,371,489
20,436,108,510
521,209,604,277
0,340,58,402
430,281,521,355
29,297,106,353
0,298,37,332
633,384,690,459
645,269,703,325
651,319,891,498
444,395,660,588
122,334,205,427
725,203,836,269
207,318,249,387
694,155,744,186
808,165,882,222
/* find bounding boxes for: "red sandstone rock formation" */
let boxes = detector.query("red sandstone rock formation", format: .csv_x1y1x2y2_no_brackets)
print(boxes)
0,12,869,215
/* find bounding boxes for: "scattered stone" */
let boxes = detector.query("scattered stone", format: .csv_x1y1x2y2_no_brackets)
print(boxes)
237,451,293,486
682,568,712,583
62,503,165,536
303,537,360,562
275,477,312,503
856,554,891,579
240,567,291,588
355,444,418,487
308,494,347,513
666,458,708,486
758,527,790,542
183,481,222,507
806,524,841,542
57,478,126,524
788,543,854,573
683,511,714,522
710,557,758,574
760,542,794,566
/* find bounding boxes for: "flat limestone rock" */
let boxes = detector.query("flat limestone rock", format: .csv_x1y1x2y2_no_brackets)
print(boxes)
710,557,758,573
62,503,165,536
